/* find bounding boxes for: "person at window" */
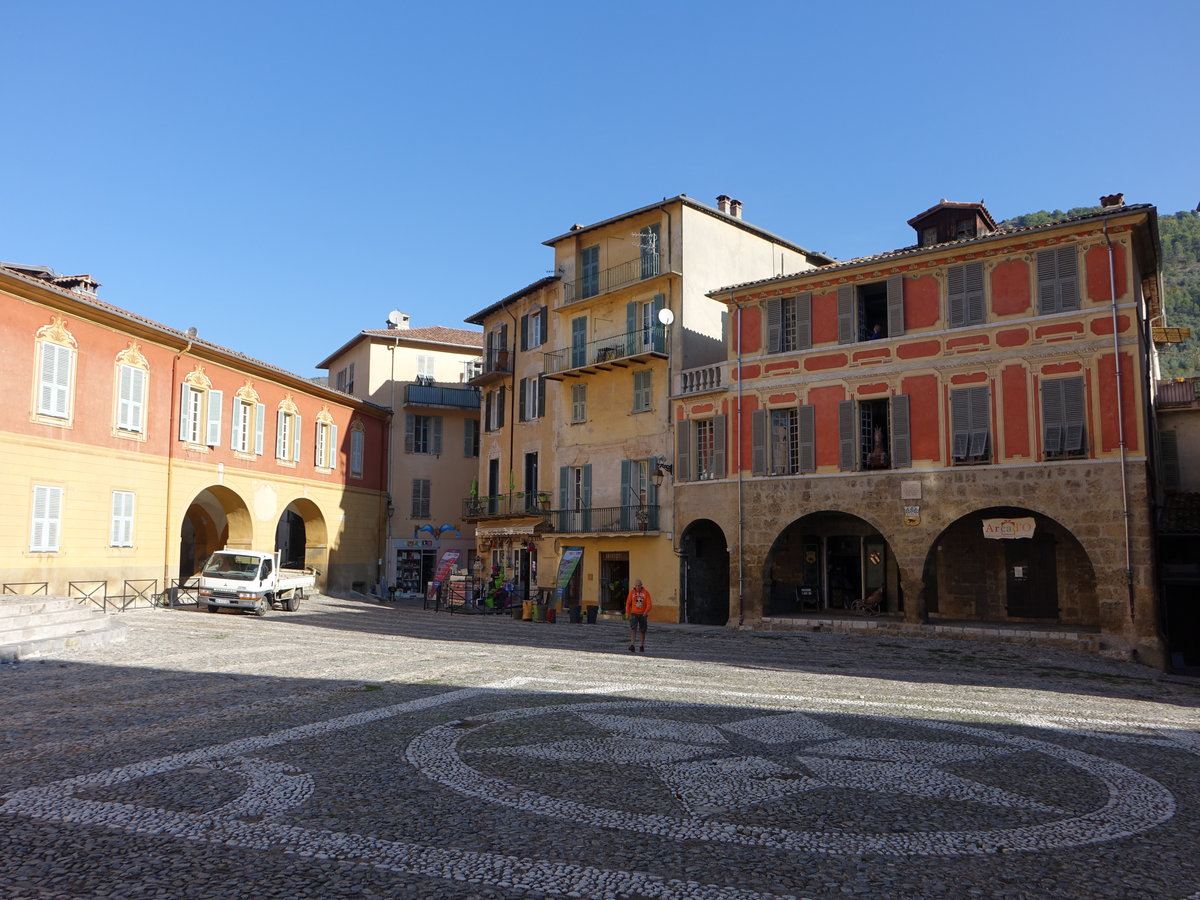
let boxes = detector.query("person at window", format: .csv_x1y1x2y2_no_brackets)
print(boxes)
867,323,883,340
626,578,652,653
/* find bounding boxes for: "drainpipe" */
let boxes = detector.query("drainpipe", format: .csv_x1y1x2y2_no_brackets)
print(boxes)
163,337,193,592
1104,219,1135,619
734,295,745,626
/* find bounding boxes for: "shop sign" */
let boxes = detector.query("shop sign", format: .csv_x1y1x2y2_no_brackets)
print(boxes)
982,517,1036,540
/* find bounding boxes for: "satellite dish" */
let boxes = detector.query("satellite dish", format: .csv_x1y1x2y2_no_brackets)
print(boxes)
185,326,198,339
657,308,675,326
386,310,404,326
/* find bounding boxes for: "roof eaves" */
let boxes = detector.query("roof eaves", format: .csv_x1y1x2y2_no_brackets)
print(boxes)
465,275,560,325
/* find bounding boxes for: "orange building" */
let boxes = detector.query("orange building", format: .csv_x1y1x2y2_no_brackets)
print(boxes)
673,198,1172,664
0,263,389,605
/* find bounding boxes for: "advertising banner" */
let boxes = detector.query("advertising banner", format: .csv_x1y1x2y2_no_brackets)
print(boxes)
554,546,584,602
427,549,461,600
981,517,1036,540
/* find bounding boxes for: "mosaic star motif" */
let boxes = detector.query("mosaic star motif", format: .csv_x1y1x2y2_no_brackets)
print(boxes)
477,709,1063,817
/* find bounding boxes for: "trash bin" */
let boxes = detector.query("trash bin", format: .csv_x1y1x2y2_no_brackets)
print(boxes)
533,603,546,622
511,602,523,620
568,606,582,624
522,600,533,621
585,605,599,624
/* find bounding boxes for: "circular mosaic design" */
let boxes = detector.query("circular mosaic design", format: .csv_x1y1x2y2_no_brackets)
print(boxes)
407,699,1175,856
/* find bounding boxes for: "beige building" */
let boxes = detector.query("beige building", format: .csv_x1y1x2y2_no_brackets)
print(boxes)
0,263,390,604
318,314,483,595
464,195,830,619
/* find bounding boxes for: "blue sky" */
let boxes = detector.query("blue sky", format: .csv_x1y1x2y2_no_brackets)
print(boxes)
3,1,1196,378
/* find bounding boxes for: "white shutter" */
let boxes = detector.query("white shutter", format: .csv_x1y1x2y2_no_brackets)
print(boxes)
255,403,266,455
276,410,287,458
293,414,301,462
315,422,325,466
206,390,223,446
329,424,337,470
118,365,145,432
111,491,134,547
31,485,62,552
39,342,72,417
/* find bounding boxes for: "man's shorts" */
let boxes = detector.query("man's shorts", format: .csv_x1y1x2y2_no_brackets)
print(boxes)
628,612,648,633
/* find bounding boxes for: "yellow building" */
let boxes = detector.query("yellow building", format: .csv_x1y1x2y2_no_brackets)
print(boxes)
318,314,483,595
465,195,830,621
0,263,390,605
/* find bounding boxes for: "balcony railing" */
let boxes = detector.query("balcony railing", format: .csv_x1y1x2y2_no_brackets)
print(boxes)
462,495,660,533
544,325,666,377
468,348,513,385
405,383,481,409
678,363,724,395
562,255,660,305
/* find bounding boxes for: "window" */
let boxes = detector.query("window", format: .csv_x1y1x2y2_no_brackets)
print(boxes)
350,427,365,477
521,308,548,349
947,262,985,328
632,370,652,413
625,296,665,355
950,386,991,465
417,355,435,379
838,397,910,471
485,387,506,431
838,276,904,344
406,414,443,454
335,363,355,394
464,418,480,457
770,409,798,474
620,459,657,529
639,224,661,278
179,384,223,446
37,340,74,420
581,245,600,298
557,464,592,532
463,359,482,381
519,376,545,421
411,478,431,518
232,399,266,455
571,384,587,423
30,485,62,552
1041,376,1086,459
110,491,134,547
1037,247,1079,314
275,408,301,462
486,324,509,374
955,218,975,240
676,416,727,481
315,419,338,469
751,407,817,475
767,294,811,353
116,364,146,433
921,226,939,247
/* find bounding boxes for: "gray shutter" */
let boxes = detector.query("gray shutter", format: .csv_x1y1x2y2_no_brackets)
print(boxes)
951,389,970,459
798,404,816,473
1063,376,1085,453
518,377,527,421
676,420,693,482
766,298,782,353
838,400,856,470
890,395,911,469
620,459,633,529
886,275,904,337
796,292,812,350
1037,249,1059,314
968,386,990,459
1041,379,1064,453
837,285,854,344
520,314,529,351
713,414,727,478
432,416,443,455
964,262,985,325
206,390,223,446
404,413,415,452
1161,430,1181,491
255,403,265,455
1057,246,1079,311
947,265,966,327
538,308,548,346
751,409,768,476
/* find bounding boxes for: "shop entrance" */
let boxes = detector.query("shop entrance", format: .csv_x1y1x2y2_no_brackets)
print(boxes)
600,552,628,612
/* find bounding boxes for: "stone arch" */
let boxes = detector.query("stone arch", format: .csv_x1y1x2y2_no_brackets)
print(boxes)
760,510,902,617
179,485,252,579
275,496,329,583
922,505,1098,626
679,519,729,626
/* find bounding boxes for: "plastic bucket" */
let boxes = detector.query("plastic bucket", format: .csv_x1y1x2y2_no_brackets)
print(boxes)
522,601,533,621
545,607,556,623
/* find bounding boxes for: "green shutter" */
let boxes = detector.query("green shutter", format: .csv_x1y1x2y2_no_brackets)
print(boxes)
751,409,768,476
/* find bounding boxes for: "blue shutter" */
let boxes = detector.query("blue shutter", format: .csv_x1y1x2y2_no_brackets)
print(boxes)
206,390,223,446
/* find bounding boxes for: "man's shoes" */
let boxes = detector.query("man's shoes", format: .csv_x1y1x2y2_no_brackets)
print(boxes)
628,644,635,653
639,646,645,652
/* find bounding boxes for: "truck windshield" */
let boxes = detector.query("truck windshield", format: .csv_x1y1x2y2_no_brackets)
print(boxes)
202,554,262,580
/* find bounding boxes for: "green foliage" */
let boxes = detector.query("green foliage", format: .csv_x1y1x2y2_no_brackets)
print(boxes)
1000,208,1200,378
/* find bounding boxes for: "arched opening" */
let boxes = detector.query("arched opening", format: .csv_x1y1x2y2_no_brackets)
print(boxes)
179,486,252,579
763,511,900,616
923,506,1097,625
275,497,330,581
680,519,729,626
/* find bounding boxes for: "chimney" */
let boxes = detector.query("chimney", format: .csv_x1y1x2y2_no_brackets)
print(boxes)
1100,193,1125,209
716,194,731,215
729,199,743,219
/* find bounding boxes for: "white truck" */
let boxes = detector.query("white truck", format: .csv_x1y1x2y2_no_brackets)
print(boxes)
197,550,316,616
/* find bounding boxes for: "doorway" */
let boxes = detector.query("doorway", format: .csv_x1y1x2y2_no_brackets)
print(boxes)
600,552,628,612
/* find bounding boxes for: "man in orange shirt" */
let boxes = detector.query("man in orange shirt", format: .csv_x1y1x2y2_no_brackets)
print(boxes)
625,578,652,653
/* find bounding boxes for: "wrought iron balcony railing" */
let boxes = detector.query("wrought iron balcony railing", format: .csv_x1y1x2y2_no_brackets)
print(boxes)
463,492,553,520
562,254,660,305
404,383,481,409
543,325,666,377
462,496,660,533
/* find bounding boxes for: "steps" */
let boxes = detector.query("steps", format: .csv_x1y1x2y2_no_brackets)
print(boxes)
0,596,129,662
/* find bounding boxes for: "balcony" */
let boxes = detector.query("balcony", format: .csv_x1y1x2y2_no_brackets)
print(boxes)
562,255,660,306
677,363,724,396
462,495,661,534
404,383,481,410
468,348,513,386
543,325,666,379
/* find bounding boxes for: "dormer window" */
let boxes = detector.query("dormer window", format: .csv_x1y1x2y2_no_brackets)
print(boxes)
955,219,975,240
921,226,938,247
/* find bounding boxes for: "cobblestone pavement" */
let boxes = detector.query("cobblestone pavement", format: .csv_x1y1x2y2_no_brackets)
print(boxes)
2,595,1200,900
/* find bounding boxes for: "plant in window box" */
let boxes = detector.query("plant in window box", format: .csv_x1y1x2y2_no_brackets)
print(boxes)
537,492,551,510
635,505,649,530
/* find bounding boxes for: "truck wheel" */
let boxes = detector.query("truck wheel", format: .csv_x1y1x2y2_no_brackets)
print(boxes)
253,599,268,617
284,589,302,612
204,603,218,613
